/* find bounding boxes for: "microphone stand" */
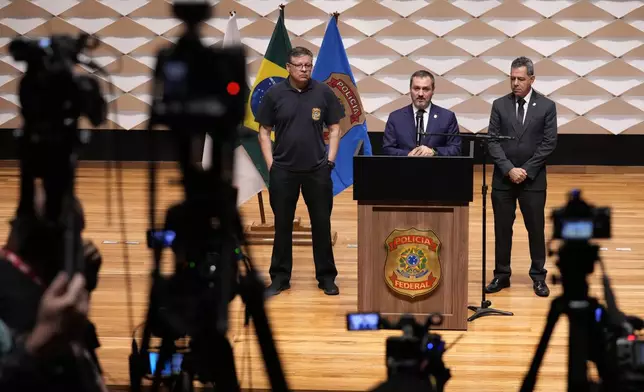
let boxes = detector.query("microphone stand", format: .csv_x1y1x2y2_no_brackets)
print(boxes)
417,131,514,321
462,133,514,322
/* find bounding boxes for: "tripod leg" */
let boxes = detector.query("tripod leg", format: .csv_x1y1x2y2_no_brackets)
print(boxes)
239,269,290,392
211,334,241,392
568,306,592,392
520,297,565,392
171,371,194,392
191,333,240,392
151,339,175,392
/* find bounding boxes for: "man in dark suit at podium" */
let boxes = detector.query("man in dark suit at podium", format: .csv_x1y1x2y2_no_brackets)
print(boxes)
382,70,461,157
484,56,557,298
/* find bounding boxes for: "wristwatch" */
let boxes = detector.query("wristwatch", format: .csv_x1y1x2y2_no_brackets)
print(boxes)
327,160,336,169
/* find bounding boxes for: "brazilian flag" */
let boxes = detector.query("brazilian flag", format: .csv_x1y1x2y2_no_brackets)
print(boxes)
243,6,292,185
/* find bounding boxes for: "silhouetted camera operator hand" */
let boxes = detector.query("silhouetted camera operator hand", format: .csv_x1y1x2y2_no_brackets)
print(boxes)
24,272,89,357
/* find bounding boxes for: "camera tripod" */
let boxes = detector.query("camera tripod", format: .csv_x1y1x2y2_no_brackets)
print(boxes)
520,241,615,392
138,220,278,392
128,3,289,392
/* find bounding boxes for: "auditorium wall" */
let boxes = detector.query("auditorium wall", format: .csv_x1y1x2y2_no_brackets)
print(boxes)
0,0,642,164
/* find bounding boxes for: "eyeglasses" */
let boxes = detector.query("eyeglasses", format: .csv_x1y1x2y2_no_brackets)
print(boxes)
288,62,312,70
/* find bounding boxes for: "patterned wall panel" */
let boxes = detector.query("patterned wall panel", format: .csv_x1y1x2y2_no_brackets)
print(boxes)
0,0,642,134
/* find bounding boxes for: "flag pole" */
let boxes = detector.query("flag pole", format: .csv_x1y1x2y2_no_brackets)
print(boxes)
231,4,265,227
252,4,285,226
257,191,266,224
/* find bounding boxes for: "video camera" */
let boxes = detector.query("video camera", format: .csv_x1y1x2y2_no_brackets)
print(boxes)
552,189,611,241
128,2,288,392
347,312,451,392
520,189,644,392
4,32,107,392
7,32,106,279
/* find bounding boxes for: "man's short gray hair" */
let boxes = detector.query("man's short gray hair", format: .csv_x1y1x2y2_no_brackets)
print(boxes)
511,56,534,76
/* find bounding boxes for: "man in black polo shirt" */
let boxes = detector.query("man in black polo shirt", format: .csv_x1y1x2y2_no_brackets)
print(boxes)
256,46,343,296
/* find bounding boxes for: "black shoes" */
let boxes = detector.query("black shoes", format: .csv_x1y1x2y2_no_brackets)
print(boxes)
533,280,550,297
318,280,339,296
485,277,550,297
265,281,290,297
265,280,339,296
485,277,510,293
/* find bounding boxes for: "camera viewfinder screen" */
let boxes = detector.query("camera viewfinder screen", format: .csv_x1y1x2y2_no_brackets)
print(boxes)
347,313,380,331
561,220,593,240
149,352,183,376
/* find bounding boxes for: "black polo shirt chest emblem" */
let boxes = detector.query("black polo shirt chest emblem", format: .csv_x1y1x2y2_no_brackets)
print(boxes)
312,108,321,121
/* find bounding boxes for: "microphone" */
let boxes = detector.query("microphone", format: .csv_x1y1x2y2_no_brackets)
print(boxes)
416,112,423,147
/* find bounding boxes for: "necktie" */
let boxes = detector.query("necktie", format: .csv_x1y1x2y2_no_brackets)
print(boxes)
416,109,425,146
517,98,525,124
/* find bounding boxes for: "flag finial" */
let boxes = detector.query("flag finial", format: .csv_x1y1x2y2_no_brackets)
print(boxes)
229,10,235,17
279,4,285,10
332,12,339,22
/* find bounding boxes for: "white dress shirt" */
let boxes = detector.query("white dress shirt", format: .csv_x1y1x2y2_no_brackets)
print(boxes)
515,88,532,125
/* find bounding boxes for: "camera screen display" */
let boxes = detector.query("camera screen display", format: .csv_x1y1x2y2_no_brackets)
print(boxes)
561,220,593,240
148,229,176,248
347,313,380,331
149,352,183,377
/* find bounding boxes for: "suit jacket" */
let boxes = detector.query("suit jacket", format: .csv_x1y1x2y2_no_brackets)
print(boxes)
382,104,461,156
487,90,557,191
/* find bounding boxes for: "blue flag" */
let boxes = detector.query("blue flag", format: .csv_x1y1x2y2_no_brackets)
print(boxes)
312,16,373,196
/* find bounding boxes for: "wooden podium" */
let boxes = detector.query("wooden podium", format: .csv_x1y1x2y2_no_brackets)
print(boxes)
353,141,474,331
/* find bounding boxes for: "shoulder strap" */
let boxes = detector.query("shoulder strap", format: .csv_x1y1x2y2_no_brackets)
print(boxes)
0,249,42,286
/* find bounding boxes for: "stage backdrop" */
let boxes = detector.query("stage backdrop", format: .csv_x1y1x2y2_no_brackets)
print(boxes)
0,0,642,135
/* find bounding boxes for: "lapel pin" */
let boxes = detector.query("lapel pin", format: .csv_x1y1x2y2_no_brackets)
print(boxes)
434,114,438,118
532,102,536,106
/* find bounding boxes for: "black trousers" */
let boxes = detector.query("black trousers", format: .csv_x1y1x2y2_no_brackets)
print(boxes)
268,164,337,284
491,186,547,281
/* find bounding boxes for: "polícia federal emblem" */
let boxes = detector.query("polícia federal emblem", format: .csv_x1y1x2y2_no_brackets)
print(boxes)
384,228,442,298
321,73,366,143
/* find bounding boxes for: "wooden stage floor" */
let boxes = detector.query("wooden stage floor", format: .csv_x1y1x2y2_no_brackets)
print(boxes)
1,164,643,392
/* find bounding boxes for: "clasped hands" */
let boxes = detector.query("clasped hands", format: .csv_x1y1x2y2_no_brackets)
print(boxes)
509,167,528,184
408,146,435,157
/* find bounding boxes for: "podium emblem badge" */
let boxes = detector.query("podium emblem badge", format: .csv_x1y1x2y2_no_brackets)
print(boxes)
384,228,442,298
